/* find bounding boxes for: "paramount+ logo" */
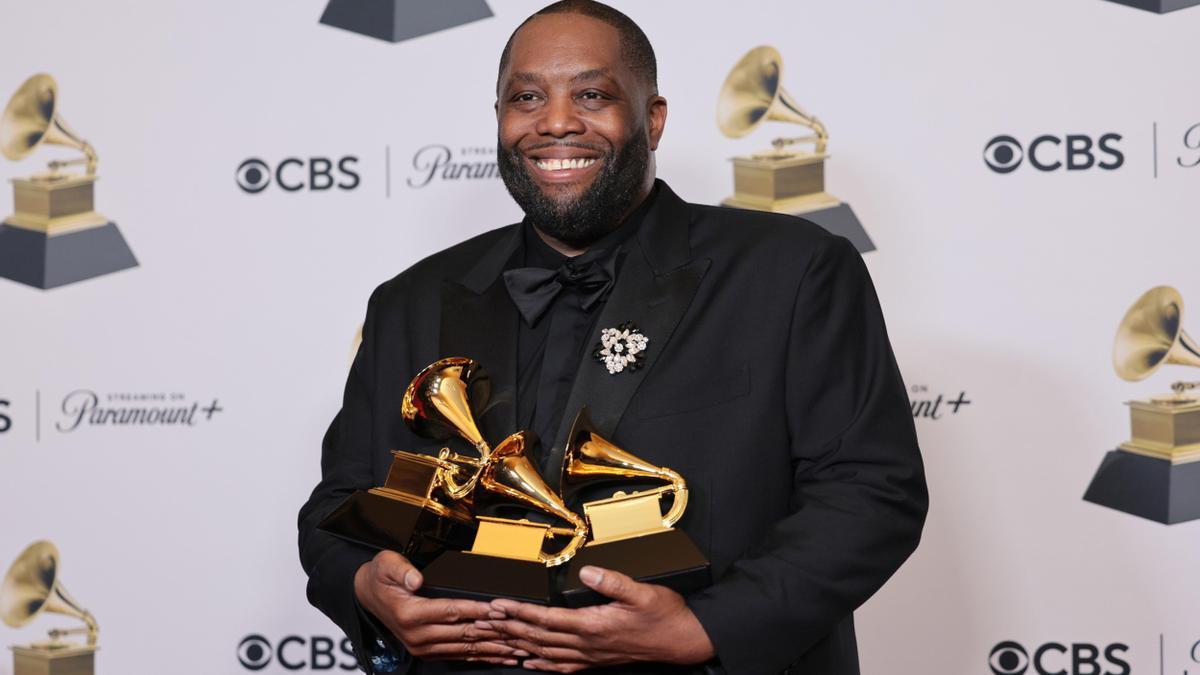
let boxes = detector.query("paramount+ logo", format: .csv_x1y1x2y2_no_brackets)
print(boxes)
989,641,1130,675
237,634,357,671
983,134,1124,174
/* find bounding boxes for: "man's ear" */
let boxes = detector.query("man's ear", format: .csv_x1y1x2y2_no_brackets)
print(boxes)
647,96,668,151
494,99,500,118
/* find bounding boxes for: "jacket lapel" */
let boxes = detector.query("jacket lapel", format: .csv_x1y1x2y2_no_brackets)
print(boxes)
439,226,522,444
544,182,710,488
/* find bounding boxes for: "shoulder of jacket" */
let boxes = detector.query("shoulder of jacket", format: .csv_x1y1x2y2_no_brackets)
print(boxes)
370,223,518,302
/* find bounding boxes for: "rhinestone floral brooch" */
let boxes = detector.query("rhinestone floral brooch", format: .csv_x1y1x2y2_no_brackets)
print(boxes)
593,322,649,375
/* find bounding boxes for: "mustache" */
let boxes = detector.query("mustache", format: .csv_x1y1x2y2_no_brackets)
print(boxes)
513,140,606,155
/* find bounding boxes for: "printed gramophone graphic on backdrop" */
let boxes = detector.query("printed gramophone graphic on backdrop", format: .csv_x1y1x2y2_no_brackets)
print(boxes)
1083,286,1200,524
717,46,874,254
0,73,137,290
319,0,493,43
320,357,710,605
1,541,99,675
1102,0,1200,14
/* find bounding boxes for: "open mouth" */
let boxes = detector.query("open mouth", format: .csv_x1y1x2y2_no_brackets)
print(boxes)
524,149,603,183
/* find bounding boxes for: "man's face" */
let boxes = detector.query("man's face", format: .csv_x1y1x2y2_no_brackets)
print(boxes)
496,13,666,248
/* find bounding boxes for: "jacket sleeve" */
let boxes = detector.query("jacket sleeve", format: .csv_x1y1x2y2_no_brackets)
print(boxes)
297,285,413,674
685,236,928,674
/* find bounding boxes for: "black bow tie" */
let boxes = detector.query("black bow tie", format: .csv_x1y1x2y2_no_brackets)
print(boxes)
503,252,618,326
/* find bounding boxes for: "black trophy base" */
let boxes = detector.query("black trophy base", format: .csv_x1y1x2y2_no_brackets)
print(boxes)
319,0,493,42
1103,0,1200,13
0,222,137,290
318,491,473,559
421,551,552,605
1083,449,1200,524
561,529,711,607
802,203,874,254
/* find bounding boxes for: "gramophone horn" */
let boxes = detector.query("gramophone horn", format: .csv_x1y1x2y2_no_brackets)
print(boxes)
401,357,493,500
1113,286,1200,381
0,541,98,646
561,408,689,529
402,357,490,453
717,46,827,153
479,431,588,566
0,73,97,174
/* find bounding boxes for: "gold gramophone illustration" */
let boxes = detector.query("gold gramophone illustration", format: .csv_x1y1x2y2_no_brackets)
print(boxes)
1083,286,1200,524
420,430,589,604
717,46,873,253
556,409,709,606
1,541,98,675
0,74,137,289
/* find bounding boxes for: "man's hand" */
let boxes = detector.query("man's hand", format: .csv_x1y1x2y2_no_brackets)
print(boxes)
480,566,715,672
354,550,529,666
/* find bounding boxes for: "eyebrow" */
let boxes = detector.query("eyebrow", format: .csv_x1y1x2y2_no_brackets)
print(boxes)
506,68,615,87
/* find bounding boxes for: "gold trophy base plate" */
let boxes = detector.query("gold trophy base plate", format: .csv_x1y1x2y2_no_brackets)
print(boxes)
722,191,842,215
724,152,840,215
1121,398,1200,463
8,175,108,236
11,645,96,675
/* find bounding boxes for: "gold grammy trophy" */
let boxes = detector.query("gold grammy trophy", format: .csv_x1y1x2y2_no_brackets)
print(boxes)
1083,286,1200,524
557,408,710,607
420,431,589,604
0,74,137,289
717,47,873,253
317,358,492,557
1,541,98,675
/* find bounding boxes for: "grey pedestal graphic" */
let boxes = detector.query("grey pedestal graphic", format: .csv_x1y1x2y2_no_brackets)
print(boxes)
320,0,493,43
1103,0,1200,12
1083,449,1200,524
0,222,138,289
800,203,875,254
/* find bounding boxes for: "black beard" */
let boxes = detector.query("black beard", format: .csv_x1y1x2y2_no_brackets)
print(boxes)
498,132,649,249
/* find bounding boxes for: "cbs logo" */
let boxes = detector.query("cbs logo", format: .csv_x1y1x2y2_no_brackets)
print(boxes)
983,134,1124,174
990,641,1130,675
237,634,357,671
236,157,360,194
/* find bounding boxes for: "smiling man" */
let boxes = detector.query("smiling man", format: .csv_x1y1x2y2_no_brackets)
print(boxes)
298,2,927,674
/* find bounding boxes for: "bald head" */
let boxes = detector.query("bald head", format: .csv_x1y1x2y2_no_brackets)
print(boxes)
497,0,658,96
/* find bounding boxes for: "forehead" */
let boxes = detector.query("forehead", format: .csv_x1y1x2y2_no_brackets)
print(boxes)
503,13,627,84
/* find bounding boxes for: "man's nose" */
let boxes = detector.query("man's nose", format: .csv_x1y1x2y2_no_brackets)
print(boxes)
535,95,586,137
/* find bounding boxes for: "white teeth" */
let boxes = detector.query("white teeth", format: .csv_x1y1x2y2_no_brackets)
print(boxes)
535,158,596,171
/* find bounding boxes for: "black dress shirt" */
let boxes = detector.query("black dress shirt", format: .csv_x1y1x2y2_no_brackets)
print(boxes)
510,186,656,470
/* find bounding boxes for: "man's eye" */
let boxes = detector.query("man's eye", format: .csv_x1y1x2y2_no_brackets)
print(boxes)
513,93,539,103
580,91,604,100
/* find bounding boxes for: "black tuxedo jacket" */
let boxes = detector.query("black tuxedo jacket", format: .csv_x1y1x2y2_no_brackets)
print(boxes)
298,181,927,675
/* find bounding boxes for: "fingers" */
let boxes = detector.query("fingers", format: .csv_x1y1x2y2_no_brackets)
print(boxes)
413,639,528,664
398,597,496,627
489,599,593,634
493,637,589,663
478,618,589,651
578,566,644,604
407,621,506,646
522,659,589,672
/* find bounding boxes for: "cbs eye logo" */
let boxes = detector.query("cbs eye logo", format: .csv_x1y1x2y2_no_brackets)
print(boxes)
983,134,1124,174
236,156,361,194
990,641,1030,675
238,635,272,671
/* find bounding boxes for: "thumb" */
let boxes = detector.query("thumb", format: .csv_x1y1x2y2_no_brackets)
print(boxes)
376,551,423,592
579,566,645,604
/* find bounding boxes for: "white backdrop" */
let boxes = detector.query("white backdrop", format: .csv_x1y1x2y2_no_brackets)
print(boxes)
2,1,1199,673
